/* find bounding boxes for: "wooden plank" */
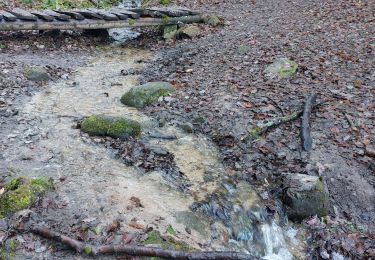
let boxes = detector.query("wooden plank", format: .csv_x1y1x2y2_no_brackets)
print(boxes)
42,10,70,21
88,9,119,21
30,10,54,21
8,8,38,21
108,11,128,20
75,9,103,19
0,11,17,22
55,10,85,20
110,8,140,19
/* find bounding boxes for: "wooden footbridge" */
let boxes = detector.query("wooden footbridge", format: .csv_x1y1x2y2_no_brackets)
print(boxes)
0,7,202,31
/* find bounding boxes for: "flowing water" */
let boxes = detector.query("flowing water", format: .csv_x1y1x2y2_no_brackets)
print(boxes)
4,48,304,259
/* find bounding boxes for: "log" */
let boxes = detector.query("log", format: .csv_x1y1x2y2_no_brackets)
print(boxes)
146,7,191,17
301,93,317,151
42,10,70,21
109,11,128,20
0,11,17,22
110,8,141,19
55,10,85,20
75,9,103,19
88,9,119,21
30,11,55,21
8,8,38,21
0,15,203,31
29,226,257,259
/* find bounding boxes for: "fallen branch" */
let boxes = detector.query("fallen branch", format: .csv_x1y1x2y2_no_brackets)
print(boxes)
242,94,330,143
30,226,257,259
301,93,317,151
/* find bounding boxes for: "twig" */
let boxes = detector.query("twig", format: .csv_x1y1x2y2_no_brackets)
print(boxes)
301,93,317,151
344,113,358,131
266,96,285,116
29,226,257,259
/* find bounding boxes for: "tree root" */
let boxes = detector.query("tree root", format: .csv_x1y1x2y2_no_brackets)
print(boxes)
301,93,317,151
29,225,257,259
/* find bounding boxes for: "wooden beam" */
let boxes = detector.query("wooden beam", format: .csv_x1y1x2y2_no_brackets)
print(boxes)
0,15,203,31
110,9,140,19
88,9,119,21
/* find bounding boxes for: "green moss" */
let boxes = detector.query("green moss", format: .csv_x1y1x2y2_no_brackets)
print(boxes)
166,225,176,236
81,115,141,139
83,246,93,255
143,231,192,252
237,45,250,55
121,82,174,108
0,177,53,219
278,60,298,78
159,0,171,5
162,15,170,25
128,19,135,26
163,25,178,39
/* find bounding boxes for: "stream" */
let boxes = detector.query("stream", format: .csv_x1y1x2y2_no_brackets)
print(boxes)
3,48,304,259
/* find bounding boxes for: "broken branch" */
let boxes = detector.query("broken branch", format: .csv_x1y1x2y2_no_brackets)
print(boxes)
301,92,317,151
29,226,257,259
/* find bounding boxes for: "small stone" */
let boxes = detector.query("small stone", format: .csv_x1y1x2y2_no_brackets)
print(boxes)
25,67,51,82
180,122,194,133
178,25,201,38
206,15,222,26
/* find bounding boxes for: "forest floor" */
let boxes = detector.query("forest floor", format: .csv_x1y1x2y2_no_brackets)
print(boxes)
0,0,374,259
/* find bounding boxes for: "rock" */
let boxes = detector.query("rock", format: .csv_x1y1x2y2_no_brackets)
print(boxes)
163,25,178,40
264,58,298,79
121,82,174,108
206,15,222,27
0,177,53,219
282,174,329,221
178,25,201,38
81,115,141,139
180,122,194,133
25,67,51,81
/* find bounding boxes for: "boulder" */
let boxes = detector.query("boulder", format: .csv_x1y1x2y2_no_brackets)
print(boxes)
264,58,298,79
282,173,329,221
0,177,53,219
81,115,141,139
25,66,51,81
121,82,174,108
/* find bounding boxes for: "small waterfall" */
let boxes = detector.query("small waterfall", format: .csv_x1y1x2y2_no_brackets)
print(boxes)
118,0,142,8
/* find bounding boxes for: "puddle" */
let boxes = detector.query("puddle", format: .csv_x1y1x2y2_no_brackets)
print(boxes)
4,48,304,258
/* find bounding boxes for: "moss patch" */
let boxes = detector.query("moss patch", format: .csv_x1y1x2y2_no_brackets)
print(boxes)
264,58,298,79
81,115,141,139
121,82,174,108
0,177,53,219
143,231,192,252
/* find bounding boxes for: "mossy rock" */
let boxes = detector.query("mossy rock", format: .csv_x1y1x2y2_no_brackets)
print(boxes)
121,82,174,108
143,230,192,252
206,15,222,27
81,115,141,139
163,25,178,40
282,174,329,221
264,58,298,79
0,177,53,219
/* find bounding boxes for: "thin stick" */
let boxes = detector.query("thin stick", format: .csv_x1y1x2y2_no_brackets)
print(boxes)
30,226,257,259
301,93,317,151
